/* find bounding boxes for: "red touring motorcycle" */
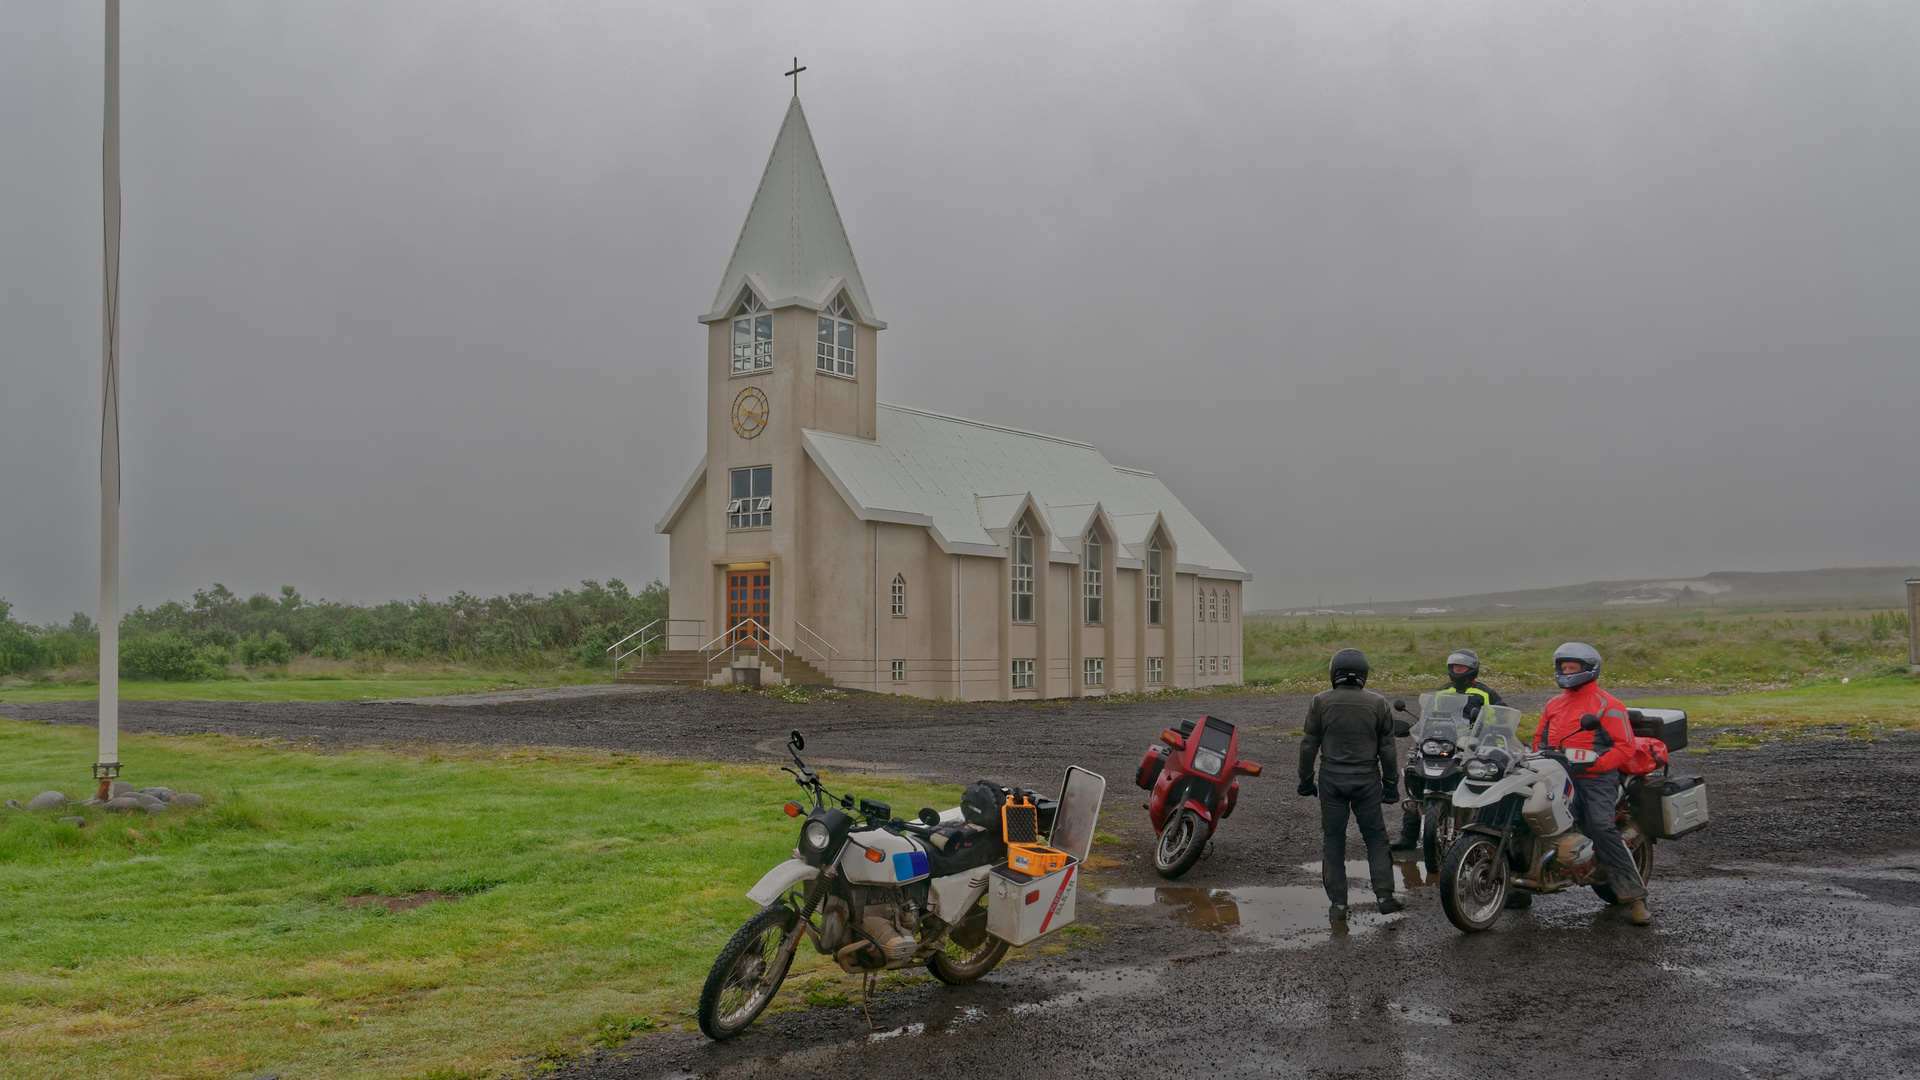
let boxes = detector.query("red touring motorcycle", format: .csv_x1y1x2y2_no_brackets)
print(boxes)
1136,716,1263,878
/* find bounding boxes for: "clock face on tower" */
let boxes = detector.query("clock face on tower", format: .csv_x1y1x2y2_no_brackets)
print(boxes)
731,386,769,439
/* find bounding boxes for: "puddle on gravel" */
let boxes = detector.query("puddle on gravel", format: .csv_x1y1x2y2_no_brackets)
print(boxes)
1301,858,1436,891
866,967,1160,1041
1102,885,1401,944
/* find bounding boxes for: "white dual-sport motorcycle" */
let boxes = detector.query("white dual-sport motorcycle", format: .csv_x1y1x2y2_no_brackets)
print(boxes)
697,731,1099,1040
1438,705,1706,933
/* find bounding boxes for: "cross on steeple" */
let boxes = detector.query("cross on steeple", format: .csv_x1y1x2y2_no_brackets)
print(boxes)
785,58,807,97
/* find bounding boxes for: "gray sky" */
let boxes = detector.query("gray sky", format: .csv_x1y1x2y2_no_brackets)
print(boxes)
3,1,1917,623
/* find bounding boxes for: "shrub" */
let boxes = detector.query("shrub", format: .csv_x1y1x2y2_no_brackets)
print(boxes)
239,631,293,667
121,632,203,681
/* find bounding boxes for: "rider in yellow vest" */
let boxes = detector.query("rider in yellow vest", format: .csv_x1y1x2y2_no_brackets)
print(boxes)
1394,649,1506,850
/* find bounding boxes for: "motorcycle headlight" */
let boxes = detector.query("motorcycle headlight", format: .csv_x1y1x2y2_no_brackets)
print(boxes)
1192,749,1226,777
802,819,831,850
1421,740,1445,757
1464,758,1503,781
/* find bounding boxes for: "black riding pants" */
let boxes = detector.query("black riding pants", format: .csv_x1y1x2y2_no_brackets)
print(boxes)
1573,771,1646,902
1318,768,1396,904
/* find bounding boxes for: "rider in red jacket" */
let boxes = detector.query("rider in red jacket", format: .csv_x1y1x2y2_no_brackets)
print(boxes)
1535,642,1651,925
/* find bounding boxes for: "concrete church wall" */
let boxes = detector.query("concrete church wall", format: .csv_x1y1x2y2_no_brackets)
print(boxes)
665,474,708,650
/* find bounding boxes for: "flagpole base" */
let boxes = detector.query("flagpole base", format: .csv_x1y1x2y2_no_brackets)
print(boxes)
93,761,122,802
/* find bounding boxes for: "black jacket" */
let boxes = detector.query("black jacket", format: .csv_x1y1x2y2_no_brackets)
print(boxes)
1300,685,1397,784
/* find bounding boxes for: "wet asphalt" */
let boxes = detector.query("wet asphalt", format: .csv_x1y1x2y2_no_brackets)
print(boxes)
9,687,1919,1078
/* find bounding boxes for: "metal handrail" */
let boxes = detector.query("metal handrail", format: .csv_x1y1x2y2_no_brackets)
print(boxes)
701,619,789,686
792,620,838,683
608,619,659,681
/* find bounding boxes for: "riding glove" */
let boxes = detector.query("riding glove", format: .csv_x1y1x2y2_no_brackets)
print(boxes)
1297,779,1317,798
1382,784,1401,804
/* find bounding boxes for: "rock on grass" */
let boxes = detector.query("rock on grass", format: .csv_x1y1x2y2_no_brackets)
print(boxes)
28,791,69,810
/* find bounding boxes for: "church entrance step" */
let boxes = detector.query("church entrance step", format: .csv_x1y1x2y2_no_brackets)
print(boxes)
614,648,835,688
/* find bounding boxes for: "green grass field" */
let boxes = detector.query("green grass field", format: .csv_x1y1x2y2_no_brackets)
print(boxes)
0,659,607,705
1243,606,1910,693
1637,675,1920,732
0,720,958,1080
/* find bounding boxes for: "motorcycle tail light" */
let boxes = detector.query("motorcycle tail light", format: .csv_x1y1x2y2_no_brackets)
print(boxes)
783,801,802,817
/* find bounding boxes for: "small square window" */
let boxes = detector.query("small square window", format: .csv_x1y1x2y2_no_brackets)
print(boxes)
1147,657,1164,685
890,659,905,682
1083,657,1104,687
1011,658,1035,690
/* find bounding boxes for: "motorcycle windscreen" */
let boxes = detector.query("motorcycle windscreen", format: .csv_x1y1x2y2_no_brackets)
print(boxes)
1048,766,1107,863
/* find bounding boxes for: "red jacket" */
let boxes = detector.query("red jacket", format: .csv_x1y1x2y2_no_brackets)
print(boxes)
1533,683,1635,775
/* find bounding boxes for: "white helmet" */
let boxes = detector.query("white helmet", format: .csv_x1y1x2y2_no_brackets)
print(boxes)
1552,642,1601,690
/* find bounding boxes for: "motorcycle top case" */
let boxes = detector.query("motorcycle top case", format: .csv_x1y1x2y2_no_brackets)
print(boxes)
1629,775,1710,840
840,829,931,886
1627,708,1689,752
987,860,1078,946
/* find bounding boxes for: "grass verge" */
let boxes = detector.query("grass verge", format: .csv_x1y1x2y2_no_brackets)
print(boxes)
0,668,606,705
1636,675,1920,734
0,719,956,1080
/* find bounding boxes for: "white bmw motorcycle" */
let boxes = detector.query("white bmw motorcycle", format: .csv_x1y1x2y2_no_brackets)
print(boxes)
1438,706,1706,933
697,731,1102,1040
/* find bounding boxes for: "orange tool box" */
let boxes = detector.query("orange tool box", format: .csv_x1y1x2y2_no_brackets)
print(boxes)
1002,795,1071,876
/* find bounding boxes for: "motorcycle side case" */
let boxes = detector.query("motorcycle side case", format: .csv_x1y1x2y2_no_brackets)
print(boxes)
1628,709,1689,752
986,860,1077,946
1136,746,1170,790
1629,775,1710,839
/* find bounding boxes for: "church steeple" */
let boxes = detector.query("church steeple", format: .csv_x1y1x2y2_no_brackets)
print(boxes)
701,98,882,328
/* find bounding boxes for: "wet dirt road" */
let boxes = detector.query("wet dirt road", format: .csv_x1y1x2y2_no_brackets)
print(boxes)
11,689,1920,1077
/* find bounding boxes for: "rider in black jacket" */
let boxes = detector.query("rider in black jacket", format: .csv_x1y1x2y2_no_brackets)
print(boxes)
1396,649,1506,850
1299,648,1403,920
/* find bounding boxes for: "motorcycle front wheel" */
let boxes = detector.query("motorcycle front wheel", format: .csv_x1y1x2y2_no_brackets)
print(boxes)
1154,808,1207,879
697,903,801,1040
1439,833,1509,933
1421,799,1460,876
927,897,1009,985
1593,837,1655,905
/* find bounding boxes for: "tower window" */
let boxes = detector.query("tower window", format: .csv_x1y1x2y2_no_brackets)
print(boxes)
1010,522,1034,623
1083,534,1103,624
891,574,905,617
731,292,772,375
727,466,772,529
1147,541,1163,626
817,295,856,378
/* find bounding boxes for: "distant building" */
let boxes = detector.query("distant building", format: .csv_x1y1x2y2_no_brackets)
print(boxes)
648,97,1247,698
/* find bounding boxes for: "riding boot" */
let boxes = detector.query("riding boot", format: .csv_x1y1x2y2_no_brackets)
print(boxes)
1376,893,1404,915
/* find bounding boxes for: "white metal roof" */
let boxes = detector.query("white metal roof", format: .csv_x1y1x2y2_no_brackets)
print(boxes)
701,97,881,327
801,404,1249,579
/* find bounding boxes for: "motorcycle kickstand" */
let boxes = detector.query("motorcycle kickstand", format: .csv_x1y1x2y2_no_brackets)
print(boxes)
861,971,876,1030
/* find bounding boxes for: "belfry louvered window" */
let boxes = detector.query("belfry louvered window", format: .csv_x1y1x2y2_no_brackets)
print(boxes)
731,292,772,374
817,295,856,377
1011,523,1034,622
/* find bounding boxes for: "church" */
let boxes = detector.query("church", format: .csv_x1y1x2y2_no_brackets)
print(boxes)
646,95,1247,700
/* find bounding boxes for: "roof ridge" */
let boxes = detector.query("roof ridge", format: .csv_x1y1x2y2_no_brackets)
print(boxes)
878,402,1098,450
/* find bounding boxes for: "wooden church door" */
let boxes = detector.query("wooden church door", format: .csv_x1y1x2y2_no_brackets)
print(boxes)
727,569,771,645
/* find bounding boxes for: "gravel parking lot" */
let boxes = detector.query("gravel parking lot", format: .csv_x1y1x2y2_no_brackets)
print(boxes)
11,687,1919,1078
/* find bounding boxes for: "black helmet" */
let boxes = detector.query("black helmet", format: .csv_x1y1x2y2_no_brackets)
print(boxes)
1330,648,1369,688
1552,642,1601,690
1446,648,1480,693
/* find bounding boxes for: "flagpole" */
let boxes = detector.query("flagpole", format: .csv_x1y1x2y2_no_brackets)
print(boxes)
97,0,122,799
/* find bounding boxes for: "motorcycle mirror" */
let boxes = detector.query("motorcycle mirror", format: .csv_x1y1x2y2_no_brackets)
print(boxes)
918,807,941,826
1393,699,1409,713
1579,713,1601,731
789,730,805,752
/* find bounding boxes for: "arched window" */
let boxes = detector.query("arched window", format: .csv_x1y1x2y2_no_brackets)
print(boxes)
817,295,856,377
1208,590,1218,621
1146,541,1163,626
1082,534,1103,624
1197,589,1206,623
1010,522,1034,622
891,574,905,617
1221,590,1231,622
731,290,771,374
